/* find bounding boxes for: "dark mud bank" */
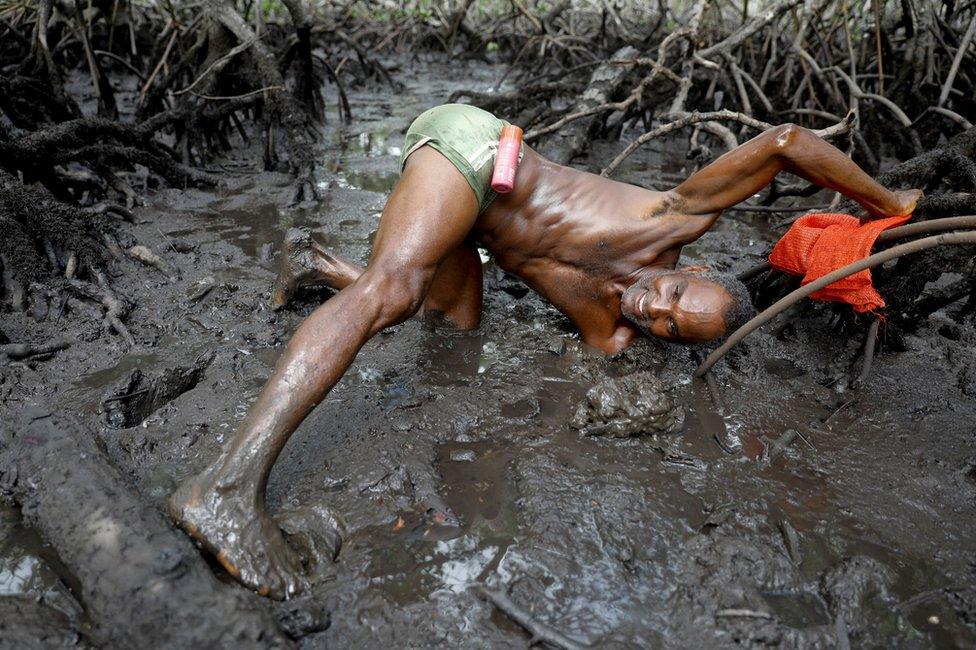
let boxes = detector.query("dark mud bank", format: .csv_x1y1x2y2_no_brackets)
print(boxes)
2,60,976,648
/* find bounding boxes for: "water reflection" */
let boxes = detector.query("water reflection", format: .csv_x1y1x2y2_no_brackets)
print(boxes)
0,506,81,619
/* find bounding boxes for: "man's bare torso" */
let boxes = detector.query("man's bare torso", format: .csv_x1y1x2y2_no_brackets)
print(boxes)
473,147,702,350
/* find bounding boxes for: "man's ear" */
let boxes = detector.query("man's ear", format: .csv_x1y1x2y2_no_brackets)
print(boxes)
682,265,711,274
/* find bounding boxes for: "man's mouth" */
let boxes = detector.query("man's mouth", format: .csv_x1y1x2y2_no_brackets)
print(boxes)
636,291,647,315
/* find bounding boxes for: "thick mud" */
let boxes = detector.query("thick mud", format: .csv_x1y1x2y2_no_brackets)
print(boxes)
2,59,975,647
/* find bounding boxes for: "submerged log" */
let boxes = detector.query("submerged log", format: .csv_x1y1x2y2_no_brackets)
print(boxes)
0,409,291,648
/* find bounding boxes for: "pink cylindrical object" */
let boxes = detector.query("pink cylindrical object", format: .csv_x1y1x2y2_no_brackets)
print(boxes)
490,125,523,194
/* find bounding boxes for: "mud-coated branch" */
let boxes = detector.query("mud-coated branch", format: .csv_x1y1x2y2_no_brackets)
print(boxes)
0,409,291,648
477,585,591,650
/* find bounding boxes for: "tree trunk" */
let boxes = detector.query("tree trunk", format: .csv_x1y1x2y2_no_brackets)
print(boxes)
0,409,291,648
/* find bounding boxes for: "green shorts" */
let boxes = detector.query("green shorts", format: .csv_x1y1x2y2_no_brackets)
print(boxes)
399,104,510,214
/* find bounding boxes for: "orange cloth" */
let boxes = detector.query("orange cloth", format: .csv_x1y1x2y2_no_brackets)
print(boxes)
768,212,911,312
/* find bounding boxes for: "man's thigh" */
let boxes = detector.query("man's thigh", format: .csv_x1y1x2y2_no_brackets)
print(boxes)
369,145,480,274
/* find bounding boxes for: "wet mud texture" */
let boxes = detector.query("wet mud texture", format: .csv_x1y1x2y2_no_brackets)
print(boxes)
2,59,976,647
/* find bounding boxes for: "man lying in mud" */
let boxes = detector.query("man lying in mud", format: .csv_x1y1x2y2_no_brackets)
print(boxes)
170,104,921,598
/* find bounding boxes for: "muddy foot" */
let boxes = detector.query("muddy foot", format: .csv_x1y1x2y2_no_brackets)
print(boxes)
271,227,325,310
168,474,309,599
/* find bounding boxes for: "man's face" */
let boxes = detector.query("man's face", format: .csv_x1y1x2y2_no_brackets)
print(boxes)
621,269,733,343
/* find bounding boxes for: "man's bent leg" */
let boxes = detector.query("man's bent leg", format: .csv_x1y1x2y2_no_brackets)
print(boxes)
672,124,922,221
170,146,481,599
273,231,484,330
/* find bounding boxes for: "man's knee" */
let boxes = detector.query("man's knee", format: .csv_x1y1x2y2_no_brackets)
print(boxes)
770,123,810,151
359,264,432,327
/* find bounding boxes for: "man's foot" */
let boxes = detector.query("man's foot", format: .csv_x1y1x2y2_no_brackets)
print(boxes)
891,188,923,217
271,228,328,310
168,472,309,599
867,188,923,220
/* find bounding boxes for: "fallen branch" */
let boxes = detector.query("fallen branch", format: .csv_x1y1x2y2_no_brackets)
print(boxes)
0,338,71,360
477,585,591,650
0,409,290,647
737,215,976,280
128,244,179,281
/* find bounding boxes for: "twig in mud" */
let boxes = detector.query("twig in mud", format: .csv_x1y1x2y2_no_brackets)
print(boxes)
695,232,976,377
128,244,178,281
0,338,72,361
854,317,880,387
821,398,856,428
66,270,136,348
794,429,815,450
476,585,591,650
715,608,773,619
778,518,802,564
759,429,798,465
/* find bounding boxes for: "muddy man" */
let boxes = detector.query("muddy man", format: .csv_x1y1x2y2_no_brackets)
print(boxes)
170,104,921,598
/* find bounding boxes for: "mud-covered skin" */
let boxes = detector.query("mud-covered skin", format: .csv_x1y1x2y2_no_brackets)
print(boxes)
571,371,684,436
169,472,345,600
168,470,310,600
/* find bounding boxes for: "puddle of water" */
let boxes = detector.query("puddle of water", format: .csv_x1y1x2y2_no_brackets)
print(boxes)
336,170,400,194
0,506,83,620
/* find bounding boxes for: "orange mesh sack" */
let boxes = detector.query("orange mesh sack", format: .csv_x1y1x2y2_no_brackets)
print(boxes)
768,212,911,313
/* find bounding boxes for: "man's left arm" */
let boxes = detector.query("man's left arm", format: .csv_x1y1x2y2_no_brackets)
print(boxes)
669,123,918,232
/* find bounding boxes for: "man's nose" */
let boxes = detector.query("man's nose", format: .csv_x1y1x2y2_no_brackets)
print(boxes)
645,293,671,317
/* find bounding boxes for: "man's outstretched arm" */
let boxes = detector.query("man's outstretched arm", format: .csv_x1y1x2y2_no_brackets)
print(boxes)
670,124,921,229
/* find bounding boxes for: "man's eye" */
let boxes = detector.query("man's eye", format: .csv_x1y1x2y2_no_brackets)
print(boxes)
672,281,687,301
667,317,678,337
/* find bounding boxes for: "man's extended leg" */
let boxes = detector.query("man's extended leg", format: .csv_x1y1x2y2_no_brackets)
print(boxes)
169,146,481,599
671,123,922,223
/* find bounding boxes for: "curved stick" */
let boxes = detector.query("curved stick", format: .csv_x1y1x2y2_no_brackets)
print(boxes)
696,231,976,377
856,317,881,386
736,215,976,281
876,215,976,243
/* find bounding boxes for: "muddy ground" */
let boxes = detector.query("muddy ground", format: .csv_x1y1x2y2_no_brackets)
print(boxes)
2,58,976,648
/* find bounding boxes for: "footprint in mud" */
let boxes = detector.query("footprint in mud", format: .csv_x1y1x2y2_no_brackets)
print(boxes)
275,503,346,581
571,371,684,437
